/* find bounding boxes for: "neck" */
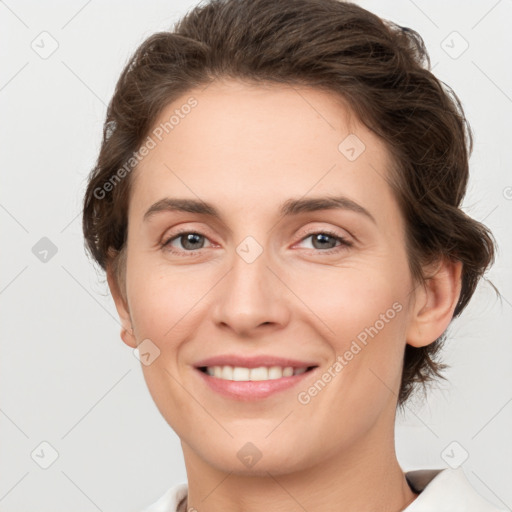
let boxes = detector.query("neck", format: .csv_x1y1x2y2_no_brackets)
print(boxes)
181,410,419,512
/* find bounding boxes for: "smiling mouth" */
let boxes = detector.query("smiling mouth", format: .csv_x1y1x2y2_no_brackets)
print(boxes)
197,365,318,381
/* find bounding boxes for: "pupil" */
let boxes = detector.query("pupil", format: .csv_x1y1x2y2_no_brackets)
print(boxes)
314,233,334,249
183,233,203,250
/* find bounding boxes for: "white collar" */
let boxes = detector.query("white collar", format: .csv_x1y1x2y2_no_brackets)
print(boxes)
403,467,506,511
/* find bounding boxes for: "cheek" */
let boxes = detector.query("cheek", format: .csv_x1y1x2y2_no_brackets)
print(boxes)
127,256,208,340
292,261,408,337
290,261,410,392
125,260,205,425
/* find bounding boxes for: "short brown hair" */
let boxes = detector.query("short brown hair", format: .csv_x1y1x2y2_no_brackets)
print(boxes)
82,0,496,409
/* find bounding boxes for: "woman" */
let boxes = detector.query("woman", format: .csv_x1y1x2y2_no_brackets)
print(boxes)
82,0,502,510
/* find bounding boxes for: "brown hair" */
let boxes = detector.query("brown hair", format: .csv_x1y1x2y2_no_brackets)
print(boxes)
82,0,496,409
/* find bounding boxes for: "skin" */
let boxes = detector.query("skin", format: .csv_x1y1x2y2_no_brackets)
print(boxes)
108,79,462,512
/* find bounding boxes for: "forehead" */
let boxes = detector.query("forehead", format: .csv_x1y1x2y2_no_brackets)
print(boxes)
129,79,399,225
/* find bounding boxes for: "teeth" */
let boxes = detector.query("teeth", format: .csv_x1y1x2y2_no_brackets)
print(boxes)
233,367,250,380
204,365,307,381
221,366,233,380
248,366,269,381
283,367,295,377
267,366,282,379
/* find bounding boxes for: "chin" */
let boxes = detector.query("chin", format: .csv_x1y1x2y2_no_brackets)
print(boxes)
202,445,311,477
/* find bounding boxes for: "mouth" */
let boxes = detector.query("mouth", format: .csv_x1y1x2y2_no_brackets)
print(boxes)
194,364,319,401
197,365,318,381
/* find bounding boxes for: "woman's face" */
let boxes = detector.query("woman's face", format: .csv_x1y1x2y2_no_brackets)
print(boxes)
115,79,420,475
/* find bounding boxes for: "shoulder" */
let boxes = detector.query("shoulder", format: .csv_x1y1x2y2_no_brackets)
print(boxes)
140,482,188,512
404,467,507,511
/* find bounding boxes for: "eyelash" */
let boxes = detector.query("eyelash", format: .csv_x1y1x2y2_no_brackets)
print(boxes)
161,228,353,257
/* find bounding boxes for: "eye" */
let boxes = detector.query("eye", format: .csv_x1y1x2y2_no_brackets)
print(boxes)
296,230,352,254
161,230,213,255
160,228,352,257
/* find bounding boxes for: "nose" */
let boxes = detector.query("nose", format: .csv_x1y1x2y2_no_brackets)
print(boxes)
211,245,291,337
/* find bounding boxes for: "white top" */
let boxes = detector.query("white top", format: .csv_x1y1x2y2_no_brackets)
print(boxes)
141,467,507,512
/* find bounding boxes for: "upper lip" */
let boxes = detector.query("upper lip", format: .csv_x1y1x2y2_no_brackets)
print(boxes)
194,355,319,369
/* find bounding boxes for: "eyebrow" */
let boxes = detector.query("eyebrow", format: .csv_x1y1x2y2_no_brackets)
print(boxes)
143,195,376,224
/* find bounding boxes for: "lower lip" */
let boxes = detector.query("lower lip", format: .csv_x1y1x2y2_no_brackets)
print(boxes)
194,367,317,400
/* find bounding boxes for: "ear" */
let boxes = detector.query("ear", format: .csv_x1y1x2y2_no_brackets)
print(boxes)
406,258,463,348
106,263,137,349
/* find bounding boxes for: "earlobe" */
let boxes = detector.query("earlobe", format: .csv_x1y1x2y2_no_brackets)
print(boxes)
406,258,463,348
106,264,138,349
120,324,137,349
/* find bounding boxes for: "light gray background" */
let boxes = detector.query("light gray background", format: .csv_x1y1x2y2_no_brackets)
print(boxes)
1,0,511,511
